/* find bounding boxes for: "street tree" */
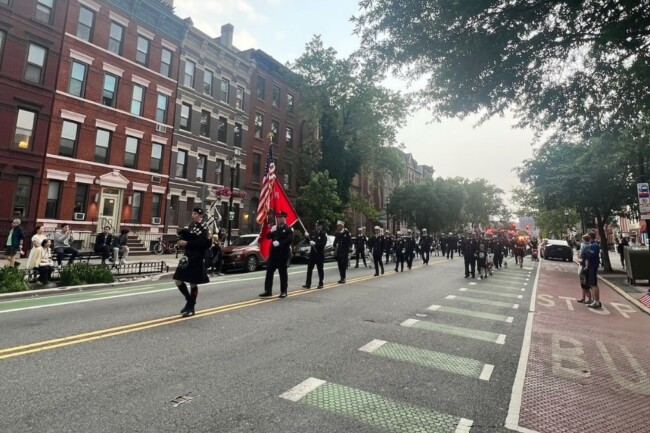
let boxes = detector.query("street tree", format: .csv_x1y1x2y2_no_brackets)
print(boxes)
353,1,650,135
461,179,505,229
297,170,344,232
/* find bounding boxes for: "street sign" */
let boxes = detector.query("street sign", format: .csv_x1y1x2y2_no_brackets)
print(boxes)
638,183,650,219
229,211,235,221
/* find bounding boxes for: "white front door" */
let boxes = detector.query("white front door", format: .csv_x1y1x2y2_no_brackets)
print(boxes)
98,189,122,232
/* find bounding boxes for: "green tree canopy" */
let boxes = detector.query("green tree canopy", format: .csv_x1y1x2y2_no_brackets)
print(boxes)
297,170,344,231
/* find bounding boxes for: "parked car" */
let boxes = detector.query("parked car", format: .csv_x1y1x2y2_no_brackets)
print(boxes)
221,234,292,272
540,239,573,261
292,235,336,262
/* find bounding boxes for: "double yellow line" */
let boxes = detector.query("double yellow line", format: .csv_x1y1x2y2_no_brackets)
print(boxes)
0,263,432,361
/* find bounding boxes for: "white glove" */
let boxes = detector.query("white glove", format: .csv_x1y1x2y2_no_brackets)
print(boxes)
310,241,316,246
273,241,279,247
270,225,277,232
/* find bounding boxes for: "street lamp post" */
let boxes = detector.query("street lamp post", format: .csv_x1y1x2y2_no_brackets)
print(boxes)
226,151,241,246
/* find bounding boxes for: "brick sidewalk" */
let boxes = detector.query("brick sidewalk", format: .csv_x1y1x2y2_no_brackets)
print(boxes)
515,259,650,433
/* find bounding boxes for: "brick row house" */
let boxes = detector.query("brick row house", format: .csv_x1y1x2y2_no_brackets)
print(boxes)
239,49,301,235
169,23,252,235
0,0,69,237
38,0,186,240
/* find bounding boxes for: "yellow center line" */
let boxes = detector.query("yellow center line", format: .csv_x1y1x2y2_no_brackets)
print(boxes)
0,260,442,360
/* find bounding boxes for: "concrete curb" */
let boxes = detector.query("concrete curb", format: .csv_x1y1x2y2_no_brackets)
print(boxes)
598,274,650,316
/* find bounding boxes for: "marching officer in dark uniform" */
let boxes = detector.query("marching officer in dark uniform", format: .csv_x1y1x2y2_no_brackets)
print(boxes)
354,227,369,268
385,234,393,264
369,226,385,276
462,232,478,278
302,219,327,289
405,229,417,270
419,228,432,265
333,220,352,283
446,232,456,259
260,210,294,298
394,232,406,272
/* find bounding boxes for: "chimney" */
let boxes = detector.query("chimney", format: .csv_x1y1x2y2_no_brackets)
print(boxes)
221,24,234,48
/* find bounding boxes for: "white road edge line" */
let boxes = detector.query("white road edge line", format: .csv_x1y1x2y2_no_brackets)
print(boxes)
400,319,419,327
358,339,387,353
279,377,326,402
480,364,494,381
455,417,474,433
496,334,506,345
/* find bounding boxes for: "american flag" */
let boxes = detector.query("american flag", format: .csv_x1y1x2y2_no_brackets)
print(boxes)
256,145,275,224
639,294,650,309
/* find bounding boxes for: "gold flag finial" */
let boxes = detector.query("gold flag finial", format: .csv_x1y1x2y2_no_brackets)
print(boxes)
267,132,274,142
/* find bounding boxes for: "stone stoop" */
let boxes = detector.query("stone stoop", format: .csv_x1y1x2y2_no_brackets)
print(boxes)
127,234,149,256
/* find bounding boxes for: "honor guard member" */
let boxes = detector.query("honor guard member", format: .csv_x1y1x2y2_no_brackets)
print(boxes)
405,229,417,270
333,220,352,283
385,234,393,264
446,232,456,259
419,229,432,265
369,226,385,276
259,210,294,298
174,208,211,317
394,232,406,272
462,232,478,278
354,227,369,268
303,219,328,289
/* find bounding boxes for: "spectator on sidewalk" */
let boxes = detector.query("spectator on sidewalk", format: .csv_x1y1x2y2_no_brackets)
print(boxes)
112,229,130,265
27,225,47,270
577,234,593,304
94,226,114,265
616,236,629,269
4,218,25,268
586,232,602,309
53,224,78,266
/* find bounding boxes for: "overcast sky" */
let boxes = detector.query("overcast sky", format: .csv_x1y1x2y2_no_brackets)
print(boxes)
175,0,537,198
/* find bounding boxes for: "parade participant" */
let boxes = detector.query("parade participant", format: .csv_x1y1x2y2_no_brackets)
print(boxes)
333,220,352,283
53,224,78,267
514,236,527,268
486,248,494,276
462,232,478,278
94,226,114,264
369,226,385,276
4,218,24,268
419,228,432,265
394,232,406,272
174,208,211,317
405,229,417,270
303,219,327,289
354,227,369,268
493,237,505,269
446,232,455,259
260,210,294,298
385,234,393,264
477,239,488,279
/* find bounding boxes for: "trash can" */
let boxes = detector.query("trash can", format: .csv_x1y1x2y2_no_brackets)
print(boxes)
625,247,650,285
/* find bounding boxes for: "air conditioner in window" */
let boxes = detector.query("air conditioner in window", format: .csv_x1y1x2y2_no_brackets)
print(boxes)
73,212,86,221
155,124,167,133
151,217,162,225
151,175,161,184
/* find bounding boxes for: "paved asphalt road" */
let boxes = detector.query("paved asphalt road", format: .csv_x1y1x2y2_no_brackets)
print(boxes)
1,256,537,432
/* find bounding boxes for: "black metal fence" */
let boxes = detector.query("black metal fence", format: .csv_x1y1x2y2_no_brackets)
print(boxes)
23,261,169,284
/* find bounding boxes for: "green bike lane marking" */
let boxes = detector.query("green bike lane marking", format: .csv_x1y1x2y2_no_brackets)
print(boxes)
401,318,507,345
359,340,494,381
459,288,523,299
0,264,340,313
427,305,514,323
445,295,519,309
280,378,473,433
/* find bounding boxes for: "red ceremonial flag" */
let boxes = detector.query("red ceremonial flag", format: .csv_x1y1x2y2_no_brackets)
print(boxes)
257,145,299,260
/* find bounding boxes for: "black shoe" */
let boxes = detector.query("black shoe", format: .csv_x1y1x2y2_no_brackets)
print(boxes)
354,265,359,268
338,280,345,284
381,270,384,275
464,275,469,278
180,301,192,314
317,284,324,289
279,293,287,298
302,284,311,289
259,292,272,297
373,273,379,276
181,305,195,317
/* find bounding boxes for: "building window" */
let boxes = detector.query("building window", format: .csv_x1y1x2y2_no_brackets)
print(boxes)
152,193,162,218
216,159,225,185
131,191,142,223
203,70,213,95
234,122,242,147
0,31,5,60
108,22,124,55
150,143,162,173
252,153,262,183
102,73,118,107
254,113,263,139
124,136,138,168
45,180,61,219
271,120,279,144
76,6,94,42
13,176,32,218
13,109,37,150
74,183,88,217
130,84,145,116
180,103,192,131
220,78,229,103
94,128,111,163
24,43,47,84
156,93,168,123
196,155,207,181
286,126,293,148
183,60,195,88
68,61,88,97
285,163,293,190
136,36,149,66
200,110,210,137
236,86,244,110
272,85,280,108
35,0,54,24
287,93,295,112
218,116,227,143
176,150,187,178
160,48,172,77
256,75,265,100
59,120,79,157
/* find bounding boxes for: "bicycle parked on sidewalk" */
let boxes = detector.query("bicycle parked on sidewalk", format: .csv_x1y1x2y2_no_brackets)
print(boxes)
152,236,178,255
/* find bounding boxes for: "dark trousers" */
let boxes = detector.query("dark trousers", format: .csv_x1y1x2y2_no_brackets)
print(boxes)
406,252,414,269
264,260,288,294
38,265,53,283
337,256,348,281
385,249,390,264
55,246,78,265
373,254,384,274
446,247,454,259
422,249,430,264
354,250,367,267
395,254,405,271
305,254,324,286
494,253,503,269
94,245,111,262
464,257,476,277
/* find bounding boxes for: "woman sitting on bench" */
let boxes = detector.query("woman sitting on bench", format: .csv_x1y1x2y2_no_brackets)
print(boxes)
27,239,55,285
